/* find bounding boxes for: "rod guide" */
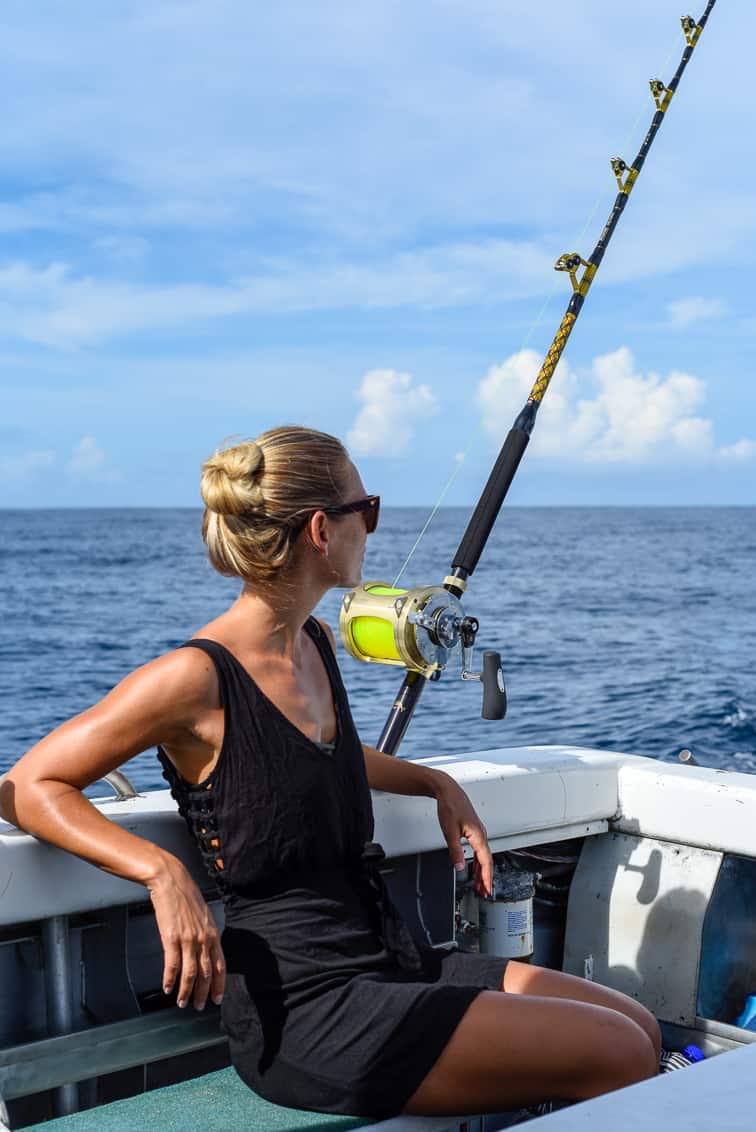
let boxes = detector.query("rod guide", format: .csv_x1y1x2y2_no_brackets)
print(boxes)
681,15,701,47
554,251,592,293
649,78,673,110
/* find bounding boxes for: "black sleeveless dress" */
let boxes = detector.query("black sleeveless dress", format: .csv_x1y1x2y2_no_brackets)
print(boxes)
156,619,507,1118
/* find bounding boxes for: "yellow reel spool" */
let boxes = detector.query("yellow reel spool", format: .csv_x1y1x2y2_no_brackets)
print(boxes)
339,582,465,675
340,584,407,667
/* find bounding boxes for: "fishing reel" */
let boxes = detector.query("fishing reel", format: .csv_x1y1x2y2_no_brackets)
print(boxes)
339,583,507,720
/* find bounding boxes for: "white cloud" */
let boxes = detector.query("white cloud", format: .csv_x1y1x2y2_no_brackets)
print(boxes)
667,297,727,329
0,448,55,482
477,346,754,465
717,439,756,462
66,436,117,480
347,370,438,457
0,3,753,263
0,246,552,349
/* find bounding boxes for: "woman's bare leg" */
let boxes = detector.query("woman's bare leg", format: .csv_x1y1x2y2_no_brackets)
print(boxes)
502,960,662,1062
403,990,657,1116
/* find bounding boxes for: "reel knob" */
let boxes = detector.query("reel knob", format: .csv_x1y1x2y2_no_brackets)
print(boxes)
481,651,507,720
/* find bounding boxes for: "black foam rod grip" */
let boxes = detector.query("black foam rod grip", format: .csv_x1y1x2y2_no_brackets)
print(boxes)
375,670,427,754
452,425,530,576
481,651,507,721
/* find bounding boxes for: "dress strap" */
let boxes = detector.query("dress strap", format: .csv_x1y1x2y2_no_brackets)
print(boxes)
178,637,241,707
304,617,348,702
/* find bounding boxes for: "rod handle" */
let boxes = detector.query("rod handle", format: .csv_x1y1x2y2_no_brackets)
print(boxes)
481,651,507,720
452,421,531,576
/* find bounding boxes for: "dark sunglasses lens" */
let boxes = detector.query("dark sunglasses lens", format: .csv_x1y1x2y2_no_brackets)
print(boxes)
366,497,380,533
355,496,379,533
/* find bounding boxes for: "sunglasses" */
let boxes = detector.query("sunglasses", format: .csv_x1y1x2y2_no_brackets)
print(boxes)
323,494,381,534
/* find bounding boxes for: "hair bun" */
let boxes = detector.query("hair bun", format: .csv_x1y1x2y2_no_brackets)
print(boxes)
200,440,265,516
245,441,264,476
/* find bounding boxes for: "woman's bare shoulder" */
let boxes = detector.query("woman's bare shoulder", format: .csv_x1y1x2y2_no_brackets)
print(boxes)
109,644,221,720
4,646,222,795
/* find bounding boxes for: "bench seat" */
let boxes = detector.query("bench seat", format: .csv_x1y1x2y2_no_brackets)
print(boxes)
22,1066,458,1132
23,1067,372,1131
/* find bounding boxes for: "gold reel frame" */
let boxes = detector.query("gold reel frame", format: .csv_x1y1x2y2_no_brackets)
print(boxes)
339,582,465,677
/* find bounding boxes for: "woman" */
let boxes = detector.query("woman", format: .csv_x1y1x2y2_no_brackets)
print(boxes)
0,426,659,1118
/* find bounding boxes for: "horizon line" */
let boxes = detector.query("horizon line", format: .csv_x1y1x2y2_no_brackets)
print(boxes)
2,503,755,512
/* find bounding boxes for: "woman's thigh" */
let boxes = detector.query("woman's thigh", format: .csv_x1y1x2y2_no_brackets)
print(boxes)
502,960,661,1058
403,989,657,1116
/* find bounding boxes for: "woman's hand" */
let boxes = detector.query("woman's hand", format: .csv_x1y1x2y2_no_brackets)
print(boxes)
146,855,226,1010
360,746,493,896
433,773,493,898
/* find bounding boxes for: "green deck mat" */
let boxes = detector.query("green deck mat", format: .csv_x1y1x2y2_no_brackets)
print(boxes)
25,1067,373,1132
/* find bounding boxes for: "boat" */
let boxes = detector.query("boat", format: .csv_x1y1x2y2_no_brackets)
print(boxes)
3,741,756,1130
4,5,746,1129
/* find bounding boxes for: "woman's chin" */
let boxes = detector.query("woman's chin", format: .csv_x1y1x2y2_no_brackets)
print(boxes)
335,566,362,590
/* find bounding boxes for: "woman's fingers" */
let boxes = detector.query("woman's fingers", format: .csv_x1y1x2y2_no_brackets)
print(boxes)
191,942,214,1010
210,938,226,1006
170,934,222,1010
464,822,493,897
150,866,224,1010
162,940,180,996
177,938,199,1008
437,810,466,871
435,778,494,896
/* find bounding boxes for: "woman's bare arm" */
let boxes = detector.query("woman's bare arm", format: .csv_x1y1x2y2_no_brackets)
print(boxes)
362,744,492,897
0,648,226,1009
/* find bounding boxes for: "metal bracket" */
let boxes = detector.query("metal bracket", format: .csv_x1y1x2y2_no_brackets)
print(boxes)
554,251,589,293
650,79,672,111
102,770,139,801
681,15,700,47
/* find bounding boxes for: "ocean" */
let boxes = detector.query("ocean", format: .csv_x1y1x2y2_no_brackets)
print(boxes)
1,507,754,792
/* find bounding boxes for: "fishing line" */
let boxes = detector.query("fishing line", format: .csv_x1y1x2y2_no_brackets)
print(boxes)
391,14,688,588
338,2,720,757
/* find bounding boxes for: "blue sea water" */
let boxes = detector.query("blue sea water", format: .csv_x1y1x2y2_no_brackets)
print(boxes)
0,507,754,792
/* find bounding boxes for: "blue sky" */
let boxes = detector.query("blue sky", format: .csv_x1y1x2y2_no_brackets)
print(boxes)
1,0,754,507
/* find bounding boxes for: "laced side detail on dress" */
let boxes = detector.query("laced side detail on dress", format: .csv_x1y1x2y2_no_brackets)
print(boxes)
165,773,229,896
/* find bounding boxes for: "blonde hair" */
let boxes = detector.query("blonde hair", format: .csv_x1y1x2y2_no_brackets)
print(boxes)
200,426,350,584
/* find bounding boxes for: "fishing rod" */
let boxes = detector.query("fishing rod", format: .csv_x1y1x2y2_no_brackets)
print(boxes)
339,2,718,755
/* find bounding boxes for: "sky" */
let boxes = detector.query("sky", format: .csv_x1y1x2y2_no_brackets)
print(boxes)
1,0,754,507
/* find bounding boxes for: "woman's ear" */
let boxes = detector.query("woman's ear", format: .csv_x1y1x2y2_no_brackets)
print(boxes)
305,510,330,558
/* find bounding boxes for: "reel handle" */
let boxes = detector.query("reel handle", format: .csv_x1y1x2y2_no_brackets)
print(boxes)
481,651,507,720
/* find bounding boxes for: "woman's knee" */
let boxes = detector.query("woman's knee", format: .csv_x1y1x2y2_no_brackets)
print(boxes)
604,990,661,1063
505,960,661,1065
602,985,660,1061
638,1006,662,1060
595,1012,658,1092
